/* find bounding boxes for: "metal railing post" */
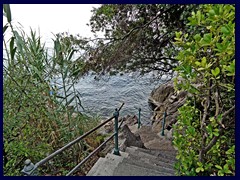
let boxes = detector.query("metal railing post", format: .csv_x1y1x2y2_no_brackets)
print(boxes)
138,108,141,129
113,108,120,156
161,111,166,136
21,159,38,176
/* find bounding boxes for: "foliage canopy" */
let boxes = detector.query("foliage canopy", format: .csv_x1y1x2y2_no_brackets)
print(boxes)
56,4,199,78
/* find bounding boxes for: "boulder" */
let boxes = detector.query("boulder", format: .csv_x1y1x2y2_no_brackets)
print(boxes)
123,115,138,126
148,80,175,108
97,119,114,135
119,124,145,151
104,120,114,133
148,81,188,136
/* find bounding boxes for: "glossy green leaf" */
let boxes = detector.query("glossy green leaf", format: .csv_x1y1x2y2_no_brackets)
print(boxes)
223,164,229,171
218,171,224,176
209,9,215,16
221,26,230,35
211,67,220,77
196,167,204,173
224,169,232,174
196,167,201,173
213,131,219,137
216,43,223,51
196,11,201,25
203,33,212,44
226,60,235,76
201,57,207,67
215,165,222,170
194,34,201,41
195,61,201,66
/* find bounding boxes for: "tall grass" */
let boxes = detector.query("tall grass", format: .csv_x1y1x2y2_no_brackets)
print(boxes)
3,5,100,176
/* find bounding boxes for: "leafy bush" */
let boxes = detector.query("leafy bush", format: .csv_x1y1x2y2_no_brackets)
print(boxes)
173,4,235,176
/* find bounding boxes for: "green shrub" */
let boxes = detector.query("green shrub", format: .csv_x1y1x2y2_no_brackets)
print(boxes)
173,4,235,176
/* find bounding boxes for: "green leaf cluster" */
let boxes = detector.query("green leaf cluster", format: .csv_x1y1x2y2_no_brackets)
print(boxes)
173,4,235,176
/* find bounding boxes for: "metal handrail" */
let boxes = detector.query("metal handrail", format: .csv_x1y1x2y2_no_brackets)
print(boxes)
67,133,116,176
67,117,125,176
21,102,124,176
138,108,141,129
161,111,167,136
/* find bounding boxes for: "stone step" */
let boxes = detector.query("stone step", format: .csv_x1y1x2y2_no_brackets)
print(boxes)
126,146,176,164
144,138,175,151
123,154,175,175
105,151,129,160
125,147,175,172
87,147,176,176
87,122,177,176
87,158,108,176
126,152,175,172
113,160,174,176
130,146,177,159
135,125,176,151
136,126,159,139
87,153,126,176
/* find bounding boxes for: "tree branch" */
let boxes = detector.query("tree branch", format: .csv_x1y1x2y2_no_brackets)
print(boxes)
214,90,220,117
119,5,179,41
203,105,235,153
199,81,211,162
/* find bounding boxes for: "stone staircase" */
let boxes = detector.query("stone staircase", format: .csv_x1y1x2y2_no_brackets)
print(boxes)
87,146,176,176
87,124,177,176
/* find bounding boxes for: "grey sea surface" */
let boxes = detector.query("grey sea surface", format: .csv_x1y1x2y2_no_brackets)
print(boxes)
71,72,164,124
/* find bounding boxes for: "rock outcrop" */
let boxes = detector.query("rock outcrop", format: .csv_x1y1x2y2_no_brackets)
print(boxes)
119,124,145,151
148,81,188,137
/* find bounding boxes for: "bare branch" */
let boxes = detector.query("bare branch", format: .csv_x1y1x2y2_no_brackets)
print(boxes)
214,90,220,117
119,5,179,41
203,105,235,153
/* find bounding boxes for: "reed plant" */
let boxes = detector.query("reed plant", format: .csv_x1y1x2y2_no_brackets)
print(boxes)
3,4,100,176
